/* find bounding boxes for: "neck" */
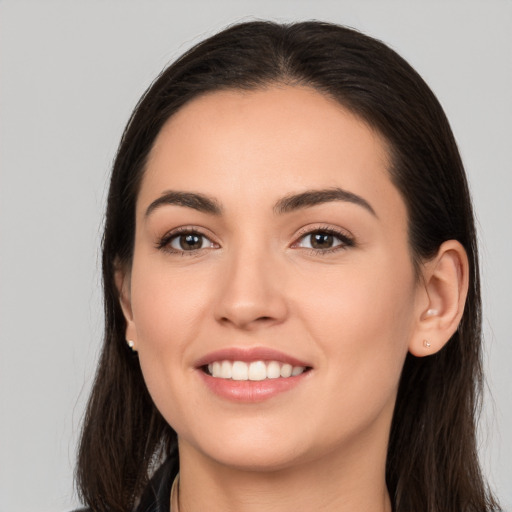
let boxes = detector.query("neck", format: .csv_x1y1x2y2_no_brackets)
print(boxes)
176,432,392,512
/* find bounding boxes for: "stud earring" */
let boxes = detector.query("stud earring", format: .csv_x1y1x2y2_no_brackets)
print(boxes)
423,339,432,348
127,339,136,352
426,308,438,317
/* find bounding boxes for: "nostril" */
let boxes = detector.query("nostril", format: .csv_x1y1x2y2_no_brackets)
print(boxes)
219,314,276,326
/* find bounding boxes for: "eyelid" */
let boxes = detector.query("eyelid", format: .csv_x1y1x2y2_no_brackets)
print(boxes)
155,224,355,256
156,225,219,255
291,224,355,252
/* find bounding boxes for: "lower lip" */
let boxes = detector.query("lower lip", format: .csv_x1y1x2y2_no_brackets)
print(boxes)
197,370,310,402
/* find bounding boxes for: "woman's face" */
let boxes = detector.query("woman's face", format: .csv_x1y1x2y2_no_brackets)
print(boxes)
122,86,424,472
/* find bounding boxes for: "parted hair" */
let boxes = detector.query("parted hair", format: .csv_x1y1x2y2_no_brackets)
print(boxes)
76,20,500,511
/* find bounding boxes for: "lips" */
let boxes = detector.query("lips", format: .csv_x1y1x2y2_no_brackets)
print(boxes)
195,347,312,402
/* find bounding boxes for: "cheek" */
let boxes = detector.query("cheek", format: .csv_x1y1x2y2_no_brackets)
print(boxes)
130,259,211,350
296,253,416,387
301,253,414,328
287,259,415,443
128,259,214,418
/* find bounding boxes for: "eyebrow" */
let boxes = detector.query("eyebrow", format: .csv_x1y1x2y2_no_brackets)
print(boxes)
273,187,377,217
145,187,376,218
145,191,223,217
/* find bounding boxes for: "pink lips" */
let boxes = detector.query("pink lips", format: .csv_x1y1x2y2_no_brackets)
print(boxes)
195,347,312,403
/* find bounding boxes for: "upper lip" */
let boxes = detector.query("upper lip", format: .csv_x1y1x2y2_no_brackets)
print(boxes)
194,347,311,368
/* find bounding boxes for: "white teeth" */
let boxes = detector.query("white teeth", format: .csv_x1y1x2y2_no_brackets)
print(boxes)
207,360,307,380
280,363,292,378
231,361,249,380
291,366,305,376
220,360,232,379
248,361,267,381
267,361,281,379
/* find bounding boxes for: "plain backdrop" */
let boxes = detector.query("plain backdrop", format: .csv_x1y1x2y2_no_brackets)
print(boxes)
0,1,511,511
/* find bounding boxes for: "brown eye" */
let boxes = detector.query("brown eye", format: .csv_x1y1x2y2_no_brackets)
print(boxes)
295,229,353,253
310,232,336,249
169,232,215,251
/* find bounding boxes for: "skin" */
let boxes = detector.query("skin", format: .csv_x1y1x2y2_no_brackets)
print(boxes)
118,86,468,512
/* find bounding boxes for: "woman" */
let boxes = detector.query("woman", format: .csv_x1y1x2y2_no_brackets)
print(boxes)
75,21,501,511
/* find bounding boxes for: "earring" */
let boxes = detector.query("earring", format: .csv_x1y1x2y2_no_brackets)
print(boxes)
426,308,438,317
127,339,136,352
423,339,432,348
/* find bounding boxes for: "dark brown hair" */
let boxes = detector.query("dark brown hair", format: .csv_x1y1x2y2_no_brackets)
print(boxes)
76,21,500,511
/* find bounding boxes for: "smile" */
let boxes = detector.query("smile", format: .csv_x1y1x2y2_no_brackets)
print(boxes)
196,347,312,402
206,360,307,380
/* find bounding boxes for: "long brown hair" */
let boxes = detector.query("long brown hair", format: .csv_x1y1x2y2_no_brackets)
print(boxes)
76,21,500,511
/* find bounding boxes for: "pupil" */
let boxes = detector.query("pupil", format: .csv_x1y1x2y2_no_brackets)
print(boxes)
181,234,202,250
311,233,333,249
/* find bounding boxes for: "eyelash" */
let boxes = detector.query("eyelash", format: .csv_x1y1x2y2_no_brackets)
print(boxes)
155,226,217,257
156,225,355,257
293,225,355,255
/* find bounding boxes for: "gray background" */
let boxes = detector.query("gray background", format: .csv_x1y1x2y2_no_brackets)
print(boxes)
0,1,510,511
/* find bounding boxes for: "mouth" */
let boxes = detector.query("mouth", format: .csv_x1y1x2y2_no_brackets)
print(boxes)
203,360,310,380
195,347,313,401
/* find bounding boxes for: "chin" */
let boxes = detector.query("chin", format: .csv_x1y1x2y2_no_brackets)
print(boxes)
180,423,312,473
205,445,308,473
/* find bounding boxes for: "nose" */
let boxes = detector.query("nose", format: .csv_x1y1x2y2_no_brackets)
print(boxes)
214,244,289,330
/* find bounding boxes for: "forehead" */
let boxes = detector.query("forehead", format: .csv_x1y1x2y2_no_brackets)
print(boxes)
140,86,405,226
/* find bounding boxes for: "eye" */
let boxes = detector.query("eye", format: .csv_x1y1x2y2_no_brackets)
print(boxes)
157,229,217,254
171,232,214,251
294,228,354,253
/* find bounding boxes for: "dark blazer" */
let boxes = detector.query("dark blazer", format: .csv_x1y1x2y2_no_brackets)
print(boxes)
74,456,179,512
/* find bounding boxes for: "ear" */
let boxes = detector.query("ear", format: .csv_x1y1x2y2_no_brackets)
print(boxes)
114,261,138,349
409,240,469,357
